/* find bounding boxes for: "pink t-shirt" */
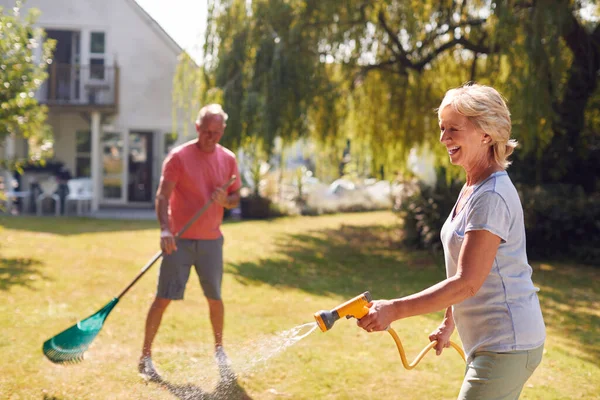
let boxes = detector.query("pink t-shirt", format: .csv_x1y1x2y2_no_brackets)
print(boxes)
162,140,241,240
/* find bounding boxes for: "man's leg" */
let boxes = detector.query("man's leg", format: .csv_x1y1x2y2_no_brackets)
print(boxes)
207,298,224,348
141,297,171,358
195,237,225,348
140,239,194,361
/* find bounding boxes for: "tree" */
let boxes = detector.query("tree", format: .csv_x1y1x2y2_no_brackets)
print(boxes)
0,0,54,145
199,0,598,188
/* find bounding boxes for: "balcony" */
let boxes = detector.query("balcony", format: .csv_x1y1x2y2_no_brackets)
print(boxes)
38,63,119,114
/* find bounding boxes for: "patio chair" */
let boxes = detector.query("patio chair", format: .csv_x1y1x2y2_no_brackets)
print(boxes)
37,178,60,216
65,178,93,215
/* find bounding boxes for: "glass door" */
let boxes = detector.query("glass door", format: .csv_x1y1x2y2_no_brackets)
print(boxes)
127,131,154,203
101,132,125,202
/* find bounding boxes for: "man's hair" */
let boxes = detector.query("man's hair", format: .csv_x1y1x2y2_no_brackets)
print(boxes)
438,83,517,169
196,104,229,126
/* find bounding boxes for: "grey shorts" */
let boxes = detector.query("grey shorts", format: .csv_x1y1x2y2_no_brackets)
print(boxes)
156,237,224,300
458,344,544,400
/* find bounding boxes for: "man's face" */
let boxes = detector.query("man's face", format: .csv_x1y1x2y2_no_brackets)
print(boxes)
196,115,225,152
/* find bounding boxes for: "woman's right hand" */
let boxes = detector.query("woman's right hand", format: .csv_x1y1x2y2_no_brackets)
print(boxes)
428,320,455,356
160,229,177,254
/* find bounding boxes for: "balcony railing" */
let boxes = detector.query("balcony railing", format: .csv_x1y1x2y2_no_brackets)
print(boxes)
38,63,119,110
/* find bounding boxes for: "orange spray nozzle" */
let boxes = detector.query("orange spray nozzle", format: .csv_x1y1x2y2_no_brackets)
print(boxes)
314,291,372,332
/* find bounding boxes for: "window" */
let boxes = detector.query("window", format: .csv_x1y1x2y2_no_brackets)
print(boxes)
90,58,105,80
89,32,106,80
90,32,105,53
75,131,91,177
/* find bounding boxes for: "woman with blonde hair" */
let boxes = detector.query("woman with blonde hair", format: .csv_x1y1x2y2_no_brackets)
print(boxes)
358,83,546,399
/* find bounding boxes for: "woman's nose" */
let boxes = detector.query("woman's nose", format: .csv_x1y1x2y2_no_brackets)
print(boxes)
439,130,448,142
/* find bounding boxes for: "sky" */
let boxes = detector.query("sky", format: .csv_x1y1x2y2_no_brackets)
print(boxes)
134,0,207,62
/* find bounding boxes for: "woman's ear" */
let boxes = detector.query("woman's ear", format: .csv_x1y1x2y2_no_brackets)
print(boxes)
482,133,492,145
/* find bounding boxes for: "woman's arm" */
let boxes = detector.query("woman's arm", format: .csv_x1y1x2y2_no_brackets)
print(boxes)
358,229,501,331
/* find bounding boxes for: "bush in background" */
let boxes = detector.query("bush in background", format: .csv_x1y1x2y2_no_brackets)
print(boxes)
517,184,600,265
396,172,600,266
395,169,462,252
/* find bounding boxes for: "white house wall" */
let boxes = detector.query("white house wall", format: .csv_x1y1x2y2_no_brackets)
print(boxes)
2,0,182,133
0,0,198,206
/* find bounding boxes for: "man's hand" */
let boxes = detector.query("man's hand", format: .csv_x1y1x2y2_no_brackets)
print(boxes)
428,320,455,356
211,187,229,207
160,229,177,255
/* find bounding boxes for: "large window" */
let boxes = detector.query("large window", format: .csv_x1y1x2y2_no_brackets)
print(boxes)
75,131,91,177
90,32,105,80
102,132,123,199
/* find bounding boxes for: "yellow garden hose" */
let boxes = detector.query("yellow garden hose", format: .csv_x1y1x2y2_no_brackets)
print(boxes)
314,292,467,369
386,327,466,369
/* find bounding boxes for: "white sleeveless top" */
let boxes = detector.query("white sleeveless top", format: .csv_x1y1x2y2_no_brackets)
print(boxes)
440,171,546,360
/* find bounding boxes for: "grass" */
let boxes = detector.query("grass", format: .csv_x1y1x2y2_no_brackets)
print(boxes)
0,211,598,399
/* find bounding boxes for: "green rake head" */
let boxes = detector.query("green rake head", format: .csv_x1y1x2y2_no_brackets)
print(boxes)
43,298,119,364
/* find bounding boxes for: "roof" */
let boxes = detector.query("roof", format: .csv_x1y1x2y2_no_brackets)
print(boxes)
125,0,184,57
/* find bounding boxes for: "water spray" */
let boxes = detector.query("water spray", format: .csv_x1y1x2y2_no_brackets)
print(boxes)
314,291,466,370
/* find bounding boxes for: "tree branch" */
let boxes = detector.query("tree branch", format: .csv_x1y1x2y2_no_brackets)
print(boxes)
377,10,414,68
414,37,498,71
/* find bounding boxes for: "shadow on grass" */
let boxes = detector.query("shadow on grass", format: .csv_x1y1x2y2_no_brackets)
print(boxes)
532,262,600,366
151,377,252,400
0,215,242,236
0,257,48,291
227,224,445,305
226,224,600,366
0,216,157,235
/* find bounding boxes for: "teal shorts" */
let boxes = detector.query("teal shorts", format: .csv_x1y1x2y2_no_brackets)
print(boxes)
458,344,544,400
156,237,224,300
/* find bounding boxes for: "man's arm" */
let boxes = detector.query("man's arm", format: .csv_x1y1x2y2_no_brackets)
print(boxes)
156,178,177,254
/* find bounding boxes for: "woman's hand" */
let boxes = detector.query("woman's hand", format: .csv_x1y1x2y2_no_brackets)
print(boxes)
428,319,455,355
357,300,397,333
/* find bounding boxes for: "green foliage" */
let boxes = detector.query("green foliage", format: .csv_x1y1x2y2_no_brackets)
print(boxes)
395,168,463,252
197,0,600,188
0,1,54,143
397,175,600,266
517,184,600,266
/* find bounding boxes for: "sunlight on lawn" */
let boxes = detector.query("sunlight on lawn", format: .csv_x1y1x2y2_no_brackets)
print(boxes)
0,212,598,399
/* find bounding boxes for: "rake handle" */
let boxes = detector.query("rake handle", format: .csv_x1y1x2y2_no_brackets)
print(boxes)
116,175,237,300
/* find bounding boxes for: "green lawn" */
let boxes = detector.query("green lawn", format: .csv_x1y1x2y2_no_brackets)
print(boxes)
0,211,598,399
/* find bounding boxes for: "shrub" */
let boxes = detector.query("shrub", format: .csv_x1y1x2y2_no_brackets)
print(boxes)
517,184,600,265
395,170,462,252
397,175,600,266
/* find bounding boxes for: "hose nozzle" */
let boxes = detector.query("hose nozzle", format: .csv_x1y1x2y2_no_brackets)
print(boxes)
314,291,372,332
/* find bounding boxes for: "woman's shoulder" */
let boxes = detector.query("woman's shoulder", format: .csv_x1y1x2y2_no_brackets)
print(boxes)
473,172,522,211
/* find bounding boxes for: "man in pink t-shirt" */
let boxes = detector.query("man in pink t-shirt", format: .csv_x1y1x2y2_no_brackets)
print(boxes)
138,104,241,382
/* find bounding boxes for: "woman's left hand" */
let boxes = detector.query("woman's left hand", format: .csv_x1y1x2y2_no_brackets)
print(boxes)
357,300,396,333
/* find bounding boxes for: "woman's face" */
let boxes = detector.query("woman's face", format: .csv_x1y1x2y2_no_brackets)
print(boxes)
439,105,490,169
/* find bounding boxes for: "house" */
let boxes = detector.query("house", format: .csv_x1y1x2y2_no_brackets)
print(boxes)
0,0,193,212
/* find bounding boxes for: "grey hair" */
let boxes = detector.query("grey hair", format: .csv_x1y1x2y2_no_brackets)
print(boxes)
438,83,518,169
196,104,229,126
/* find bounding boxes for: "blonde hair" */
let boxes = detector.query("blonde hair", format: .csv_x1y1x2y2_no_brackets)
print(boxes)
196,104,229,126
438,83,518,169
